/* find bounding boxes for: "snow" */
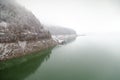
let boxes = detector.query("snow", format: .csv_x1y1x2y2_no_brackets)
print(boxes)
0,21,8,28
0,44,12,58
18,41,26,50
52,34,76,44
0,33,5,35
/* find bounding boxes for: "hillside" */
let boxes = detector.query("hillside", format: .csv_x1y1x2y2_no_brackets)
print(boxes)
45,26,76,35
0,0,51,43
45,26,77,44
0,0,56,60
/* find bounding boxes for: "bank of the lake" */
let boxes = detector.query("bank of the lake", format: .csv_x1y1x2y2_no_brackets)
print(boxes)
0,39,57,61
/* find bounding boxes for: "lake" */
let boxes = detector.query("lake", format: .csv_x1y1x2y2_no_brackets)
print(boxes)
0,33,120,80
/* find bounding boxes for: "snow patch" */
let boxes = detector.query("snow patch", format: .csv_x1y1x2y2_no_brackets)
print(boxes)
18,41,26,50
0,21,8,28
0,44,12,58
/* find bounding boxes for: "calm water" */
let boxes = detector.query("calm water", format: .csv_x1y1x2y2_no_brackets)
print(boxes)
0,34,120,80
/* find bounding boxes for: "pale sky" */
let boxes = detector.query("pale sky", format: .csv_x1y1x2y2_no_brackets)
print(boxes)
16,0,120,34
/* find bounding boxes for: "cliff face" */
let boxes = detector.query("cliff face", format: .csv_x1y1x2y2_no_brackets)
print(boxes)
0,0,56,60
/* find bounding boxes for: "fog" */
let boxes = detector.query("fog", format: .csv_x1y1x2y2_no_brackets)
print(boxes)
16,0,120,34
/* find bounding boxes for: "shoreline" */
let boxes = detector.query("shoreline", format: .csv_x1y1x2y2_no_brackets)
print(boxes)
0,35,77,61
0,39,57,61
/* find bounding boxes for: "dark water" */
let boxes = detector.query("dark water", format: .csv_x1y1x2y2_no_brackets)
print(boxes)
0,34,120,80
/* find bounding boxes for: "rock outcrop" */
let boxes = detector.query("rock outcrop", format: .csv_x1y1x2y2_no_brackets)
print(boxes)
0,0,56,60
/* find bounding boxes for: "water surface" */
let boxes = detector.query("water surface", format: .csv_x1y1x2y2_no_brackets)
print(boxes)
0,34,120,80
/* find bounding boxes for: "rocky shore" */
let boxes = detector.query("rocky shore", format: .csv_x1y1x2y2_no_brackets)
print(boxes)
0,39,57,61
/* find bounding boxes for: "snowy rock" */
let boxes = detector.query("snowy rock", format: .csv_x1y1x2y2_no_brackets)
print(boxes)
18,41,26,50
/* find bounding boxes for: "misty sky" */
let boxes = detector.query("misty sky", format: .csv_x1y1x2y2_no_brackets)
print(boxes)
16,0,120,34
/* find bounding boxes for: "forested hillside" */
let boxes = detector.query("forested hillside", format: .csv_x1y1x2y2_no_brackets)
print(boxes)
0,0,51,43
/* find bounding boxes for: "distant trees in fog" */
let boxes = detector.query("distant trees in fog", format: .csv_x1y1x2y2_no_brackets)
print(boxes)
45,26,76,35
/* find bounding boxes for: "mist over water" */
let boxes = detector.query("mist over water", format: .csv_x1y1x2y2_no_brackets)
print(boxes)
1,33,120,80
1,0,120,80
24,34,120,80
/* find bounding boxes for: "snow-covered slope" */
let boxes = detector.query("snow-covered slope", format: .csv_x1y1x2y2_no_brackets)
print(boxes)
0,0,51,43
0,0,56,60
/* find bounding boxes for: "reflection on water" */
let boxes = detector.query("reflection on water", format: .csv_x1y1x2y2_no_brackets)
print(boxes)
1,34,120,80
0,48,52,80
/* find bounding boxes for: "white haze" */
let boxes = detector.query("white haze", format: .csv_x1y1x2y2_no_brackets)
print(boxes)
16,0,120,34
